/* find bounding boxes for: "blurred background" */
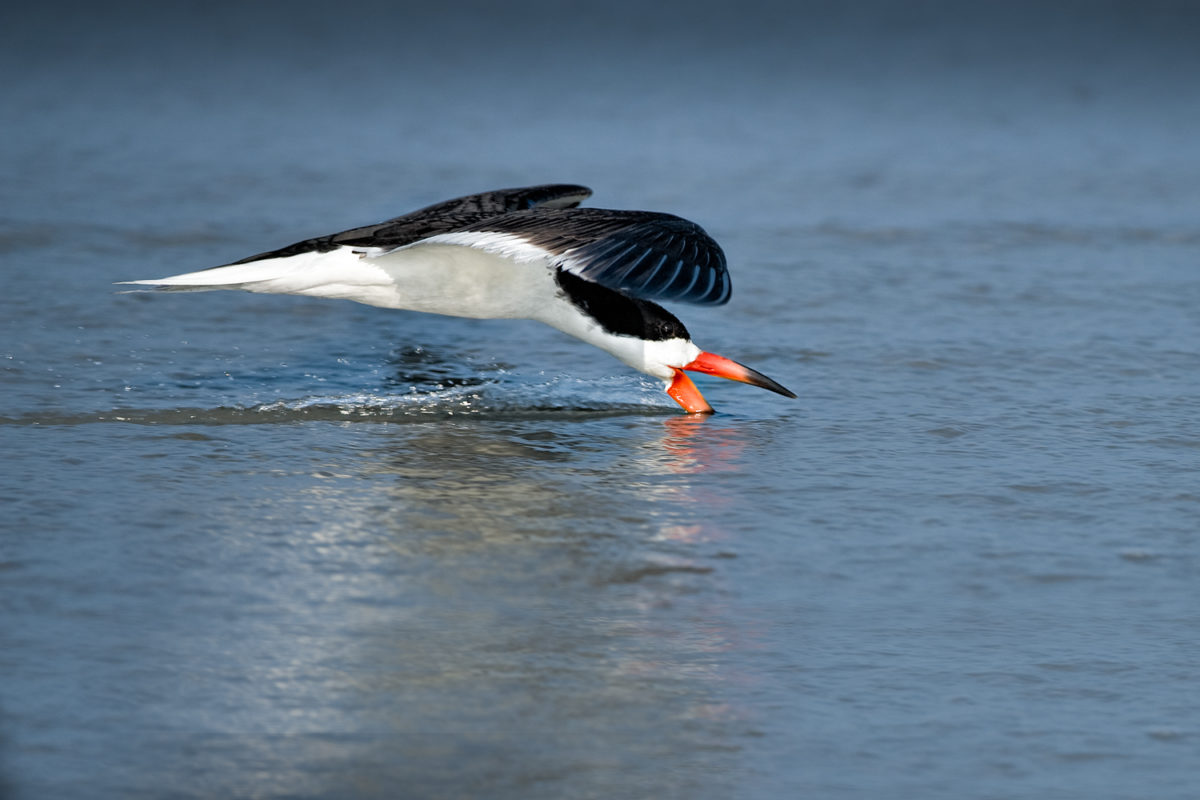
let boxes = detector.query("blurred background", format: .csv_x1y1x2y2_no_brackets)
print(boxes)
2,2,1198,798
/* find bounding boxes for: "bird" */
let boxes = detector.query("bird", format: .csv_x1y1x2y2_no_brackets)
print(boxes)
121,184,795,414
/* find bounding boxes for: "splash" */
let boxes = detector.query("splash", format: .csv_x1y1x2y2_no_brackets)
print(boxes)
1,375,676,426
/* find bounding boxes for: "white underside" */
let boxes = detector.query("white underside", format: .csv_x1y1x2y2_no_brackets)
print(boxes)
121,233,701,382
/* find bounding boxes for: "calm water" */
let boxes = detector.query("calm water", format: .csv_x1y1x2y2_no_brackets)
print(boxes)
3,2,1199,798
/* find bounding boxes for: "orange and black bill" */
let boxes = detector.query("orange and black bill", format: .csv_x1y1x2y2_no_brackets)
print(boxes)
667,352,797,414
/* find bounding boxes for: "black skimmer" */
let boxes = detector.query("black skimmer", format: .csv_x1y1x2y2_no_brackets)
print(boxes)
122,184,795,413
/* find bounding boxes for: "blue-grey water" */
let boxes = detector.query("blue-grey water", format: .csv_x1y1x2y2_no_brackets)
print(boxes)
3,2,1199,798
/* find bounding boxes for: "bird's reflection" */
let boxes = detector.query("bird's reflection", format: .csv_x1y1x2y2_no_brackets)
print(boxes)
296,411,762,793
660,414,749,475
164,409,767,797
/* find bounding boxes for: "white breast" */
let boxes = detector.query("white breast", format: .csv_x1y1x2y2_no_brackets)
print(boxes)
368,240,556,319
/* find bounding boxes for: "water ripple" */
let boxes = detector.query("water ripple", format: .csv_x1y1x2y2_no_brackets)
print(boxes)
0,378,676,426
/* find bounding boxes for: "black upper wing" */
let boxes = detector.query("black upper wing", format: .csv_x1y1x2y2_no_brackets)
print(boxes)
455,207,731,306
232,184,592,265
398,184,592,218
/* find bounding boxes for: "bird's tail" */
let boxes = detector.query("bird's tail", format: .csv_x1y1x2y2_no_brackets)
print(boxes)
116,249,379,298
117,255,311,292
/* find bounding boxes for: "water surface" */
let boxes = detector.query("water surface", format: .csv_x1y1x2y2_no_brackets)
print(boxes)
2,2,1199,798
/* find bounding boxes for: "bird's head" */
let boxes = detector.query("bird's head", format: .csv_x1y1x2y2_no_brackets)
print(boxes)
667,348,797,414
549,275,796,414
635,338,796,414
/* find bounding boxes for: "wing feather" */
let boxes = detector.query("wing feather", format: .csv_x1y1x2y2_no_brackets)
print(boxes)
453,207,731,306
230,184,592,265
